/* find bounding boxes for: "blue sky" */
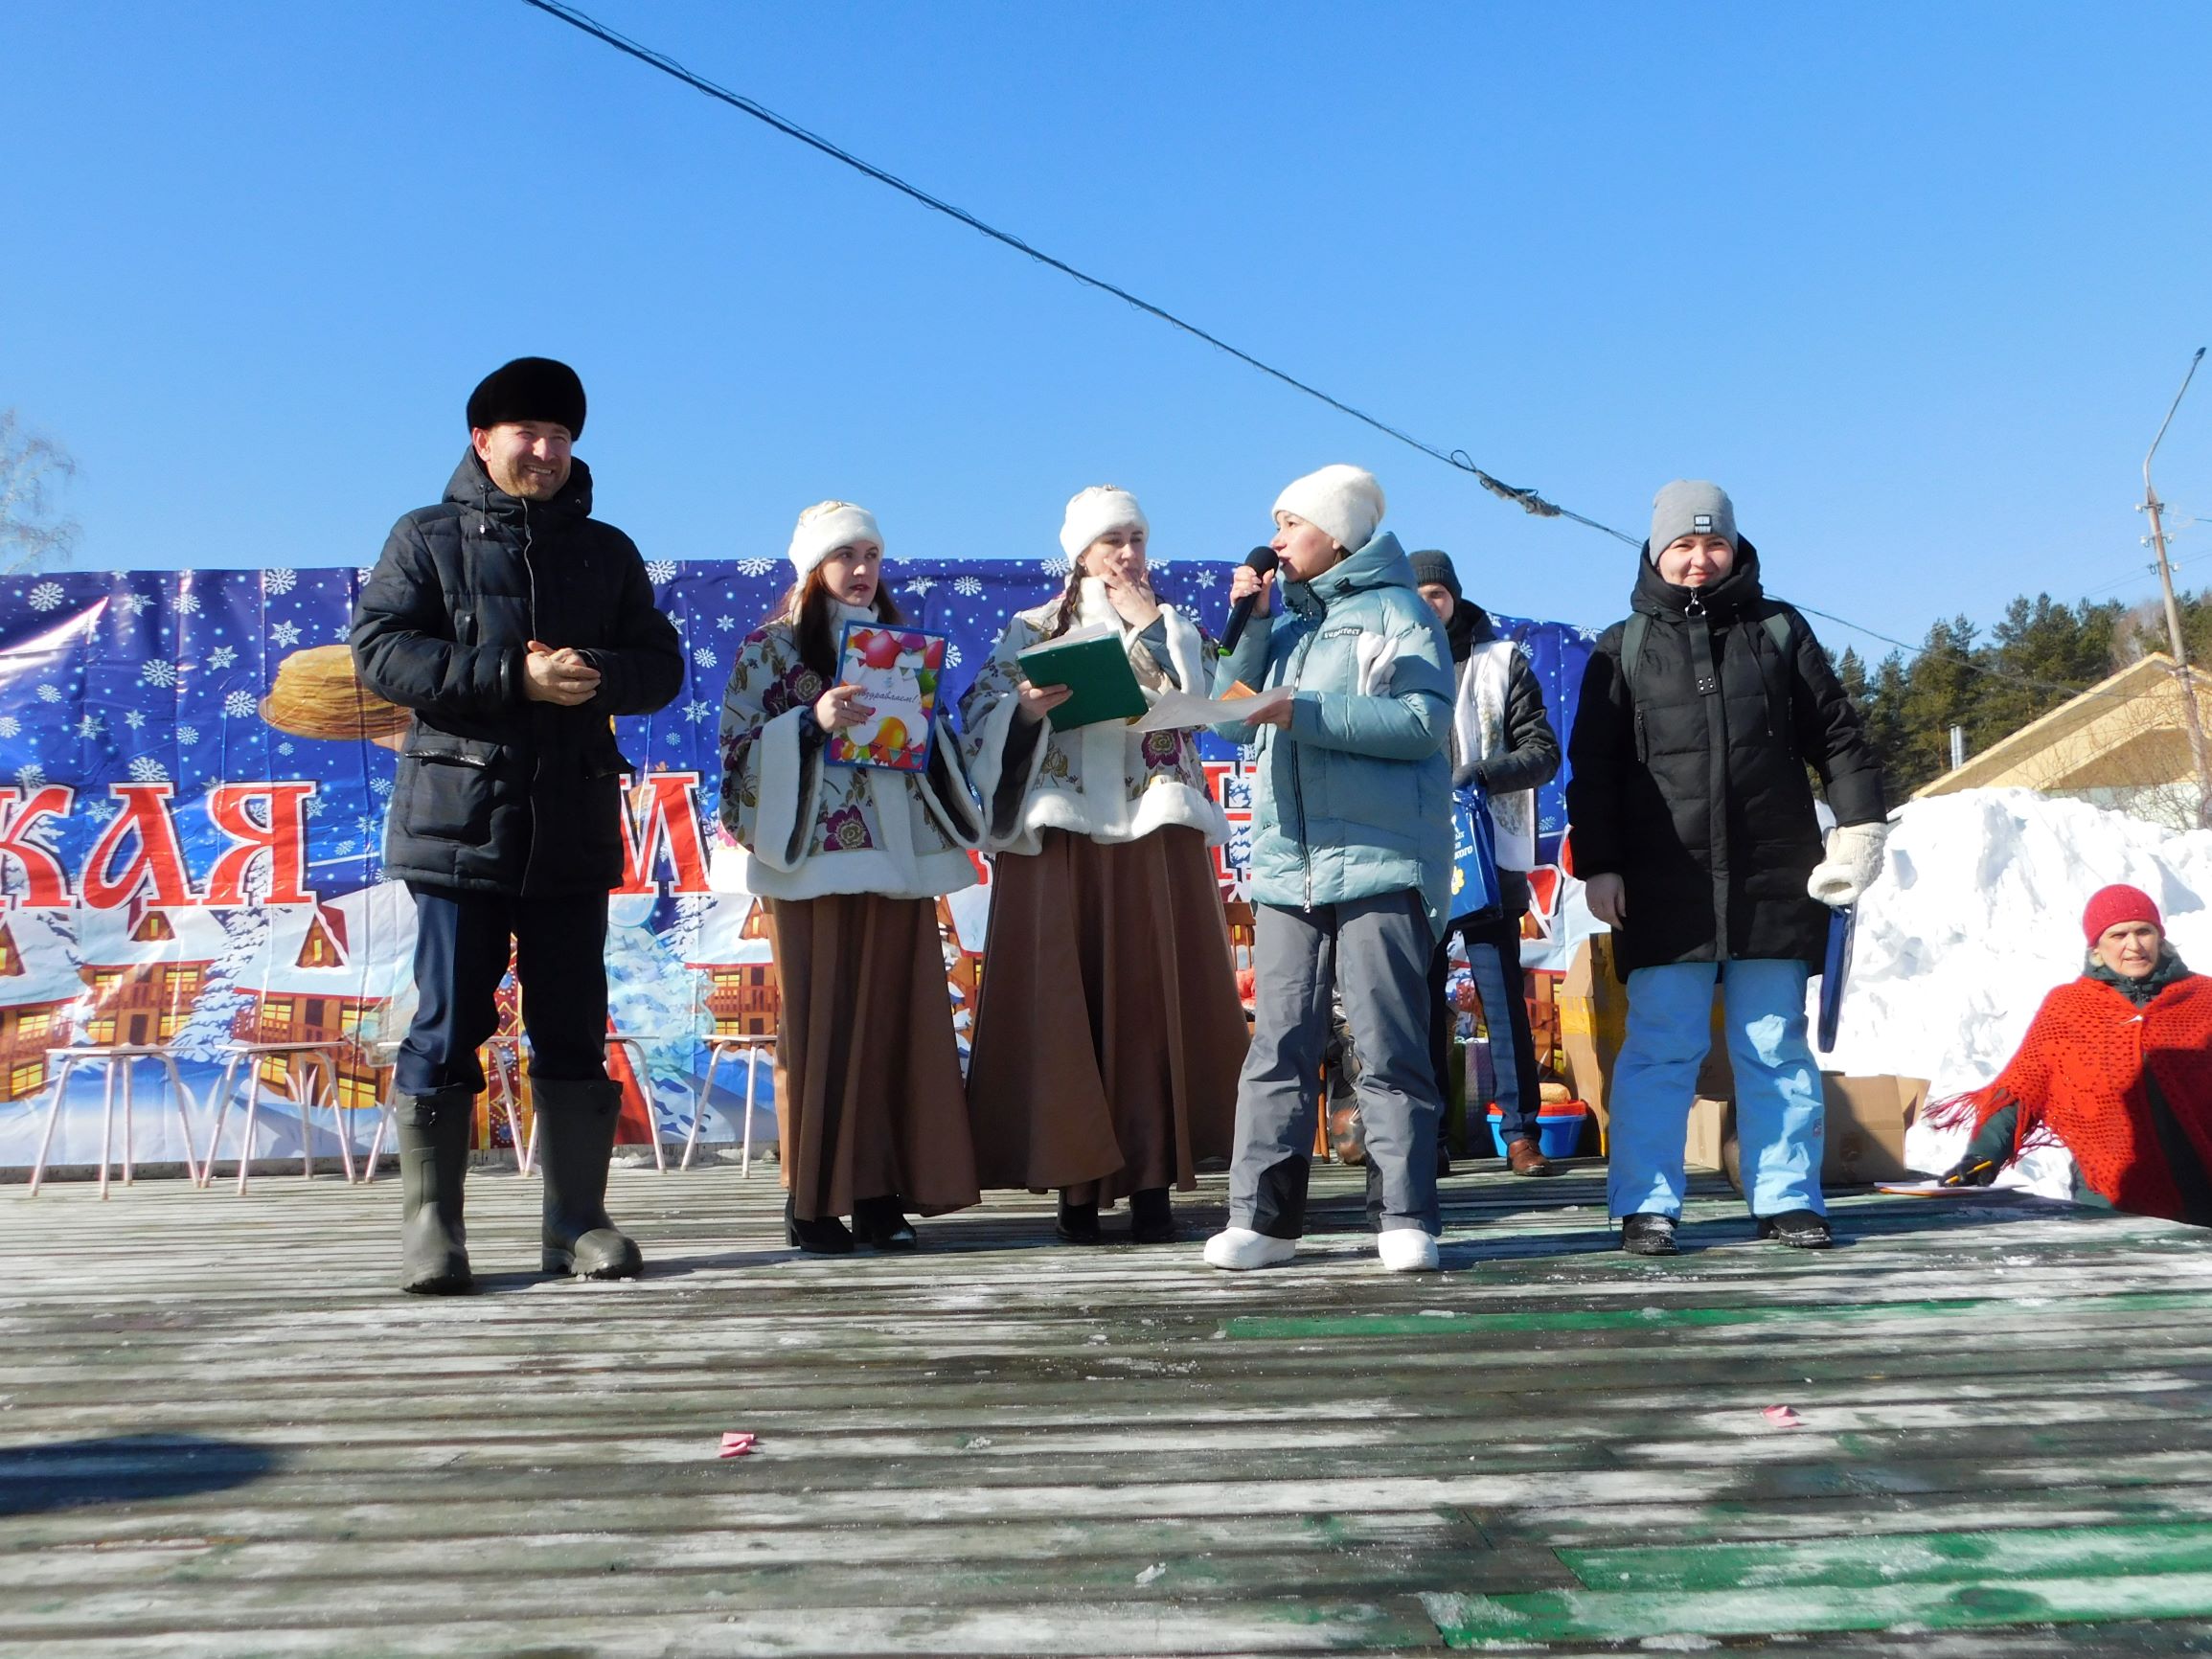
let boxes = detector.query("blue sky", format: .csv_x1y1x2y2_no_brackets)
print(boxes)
3,2,2207,653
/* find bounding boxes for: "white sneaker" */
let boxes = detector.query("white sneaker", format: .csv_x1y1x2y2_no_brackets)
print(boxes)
1377,1228,1441,1272
1203,1227,1296,1270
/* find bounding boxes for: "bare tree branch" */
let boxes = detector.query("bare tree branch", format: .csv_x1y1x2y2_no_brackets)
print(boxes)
0,410,80,575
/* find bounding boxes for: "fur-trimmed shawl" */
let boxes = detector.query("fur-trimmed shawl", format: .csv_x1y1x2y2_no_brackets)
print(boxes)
716,611,984,900
960,580,1228,855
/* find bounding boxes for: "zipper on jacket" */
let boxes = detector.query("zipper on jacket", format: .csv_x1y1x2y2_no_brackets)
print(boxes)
1287,625,1315,909
1686,594,1732,963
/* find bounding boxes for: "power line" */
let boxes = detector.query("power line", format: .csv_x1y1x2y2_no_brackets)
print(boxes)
516,0,2158,711
515,0,1639,546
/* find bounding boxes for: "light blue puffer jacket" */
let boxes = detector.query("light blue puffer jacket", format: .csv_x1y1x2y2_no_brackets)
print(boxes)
1216,531,1454,939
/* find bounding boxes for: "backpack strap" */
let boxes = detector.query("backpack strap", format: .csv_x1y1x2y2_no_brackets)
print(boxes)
1619,612,1651,706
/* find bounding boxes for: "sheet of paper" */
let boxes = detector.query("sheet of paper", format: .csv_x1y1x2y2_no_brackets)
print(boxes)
1131,684,1293,733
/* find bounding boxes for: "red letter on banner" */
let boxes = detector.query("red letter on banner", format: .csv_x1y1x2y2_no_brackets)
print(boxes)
615,771,711,896
203,782,317,905
80,784,196,909
0,785,77,907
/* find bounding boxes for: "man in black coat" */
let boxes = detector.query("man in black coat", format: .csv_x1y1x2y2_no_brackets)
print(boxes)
1565,482,1885,1257
353,357,684,1293
1409,551,1562,1178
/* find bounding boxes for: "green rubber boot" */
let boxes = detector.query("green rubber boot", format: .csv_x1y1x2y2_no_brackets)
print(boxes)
396,1086,476,1294
533,1078,644,1280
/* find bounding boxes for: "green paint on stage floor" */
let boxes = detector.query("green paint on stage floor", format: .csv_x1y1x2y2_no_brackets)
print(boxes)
1223,1287,2212,1340
1425,1569,2212,1644
1561,1520,2212,1590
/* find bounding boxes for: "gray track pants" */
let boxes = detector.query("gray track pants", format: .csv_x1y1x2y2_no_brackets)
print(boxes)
1228,890,1443,1239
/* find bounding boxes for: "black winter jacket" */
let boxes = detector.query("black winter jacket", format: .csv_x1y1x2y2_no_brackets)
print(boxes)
1445,602,1560,920
352,451,685,896
1564,540,1883,974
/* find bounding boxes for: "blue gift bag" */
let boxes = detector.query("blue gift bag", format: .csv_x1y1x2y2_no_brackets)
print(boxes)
1448,785,1501,921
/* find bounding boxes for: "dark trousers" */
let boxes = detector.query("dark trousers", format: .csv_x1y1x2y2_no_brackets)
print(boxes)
1427,912,1539,1148
394,885,611,1095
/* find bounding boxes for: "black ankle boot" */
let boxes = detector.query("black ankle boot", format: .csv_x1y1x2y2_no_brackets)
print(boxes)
853,1195,918,1251
786,1194,855,1254
532,1079,644,1279
1057,1193,1102,1244
396,1085,476,1294
1129,1187,1177,1244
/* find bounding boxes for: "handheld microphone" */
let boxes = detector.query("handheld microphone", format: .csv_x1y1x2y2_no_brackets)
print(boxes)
1220,547,1279,655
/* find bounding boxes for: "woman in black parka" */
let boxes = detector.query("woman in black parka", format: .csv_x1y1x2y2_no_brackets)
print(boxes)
1566,481,1886,1257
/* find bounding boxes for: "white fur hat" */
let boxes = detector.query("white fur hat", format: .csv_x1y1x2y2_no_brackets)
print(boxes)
787,500,883,579
1059,486,1149,560
1272,465,1385,552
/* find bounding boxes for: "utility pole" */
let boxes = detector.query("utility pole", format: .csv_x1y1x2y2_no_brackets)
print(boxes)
2141,347,2212,830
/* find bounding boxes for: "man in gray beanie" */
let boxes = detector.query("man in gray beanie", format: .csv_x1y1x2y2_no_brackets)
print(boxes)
1565,480,1886,1257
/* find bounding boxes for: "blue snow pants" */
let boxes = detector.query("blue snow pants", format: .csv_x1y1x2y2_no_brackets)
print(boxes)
1607,958,1825,1223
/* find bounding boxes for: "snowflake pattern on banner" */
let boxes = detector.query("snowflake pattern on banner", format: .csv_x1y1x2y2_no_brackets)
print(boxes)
0,557,1591,1170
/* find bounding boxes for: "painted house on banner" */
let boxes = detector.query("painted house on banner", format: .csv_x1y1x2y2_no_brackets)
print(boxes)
236,884,419,1111
0,911,84,1102
683,894,779,1038
74,898,229,1050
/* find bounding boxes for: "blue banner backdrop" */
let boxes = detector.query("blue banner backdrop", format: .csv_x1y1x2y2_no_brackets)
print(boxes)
0,557,1594,1174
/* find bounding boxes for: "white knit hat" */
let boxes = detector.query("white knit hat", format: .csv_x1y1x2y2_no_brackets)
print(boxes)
1272,465,1385,552
1059,486,1149,560
787,500,883,579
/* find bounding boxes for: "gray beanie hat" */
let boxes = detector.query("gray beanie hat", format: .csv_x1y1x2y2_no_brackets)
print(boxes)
1407,549,1461,600
1649,480,1738,559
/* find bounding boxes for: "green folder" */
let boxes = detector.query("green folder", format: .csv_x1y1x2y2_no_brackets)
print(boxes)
1017,625,1148,732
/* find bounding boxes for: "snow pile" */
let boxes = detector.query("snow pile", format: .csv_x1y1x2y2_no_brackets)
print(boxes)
1821,788,2212,1184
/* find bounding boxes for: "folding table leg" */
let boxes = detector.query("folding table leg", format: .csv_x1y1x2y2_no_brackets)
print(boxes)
162,1056,202,1187
684,1042,723,1171
97,1062,118,1201
199,1057,236,1189
120,1061,136,1188
236,1063,263,1197
26,1057,76,1197
741,1047,761,1178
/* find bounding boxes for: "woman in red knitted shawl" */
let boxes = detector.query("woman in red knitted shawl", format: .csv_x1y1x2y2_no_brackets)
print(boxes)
1935,884,2212,1224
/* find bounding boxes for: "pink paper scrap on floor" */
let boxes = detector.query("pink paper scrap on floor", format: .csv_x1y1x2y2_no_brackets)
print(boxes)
1763,1405,1803,1427
718,1432,757,1458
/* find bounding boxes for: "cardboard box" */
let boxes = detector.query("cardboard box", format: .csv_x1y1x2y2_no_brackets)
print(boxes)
1820,1072,1928,1186
1685,1097,1733,1171
1558,937,1629,1145
1714,1073,1929,1190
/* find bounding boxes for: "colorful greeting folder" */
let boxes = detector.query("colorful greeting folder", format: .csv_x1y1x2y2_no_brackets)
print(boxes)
828,623,945,771
1015,624,1148,731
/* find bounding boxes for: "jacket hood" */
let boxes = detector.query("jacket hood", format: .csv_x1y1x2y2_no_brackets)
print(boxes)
1630,534,1766,620
1286,530,1413,618
444,447,595,529
1447,598,1494,661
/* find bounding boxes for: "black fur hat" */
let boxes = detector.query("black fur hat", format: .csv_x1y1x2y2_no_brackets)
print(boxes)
466,357,586,438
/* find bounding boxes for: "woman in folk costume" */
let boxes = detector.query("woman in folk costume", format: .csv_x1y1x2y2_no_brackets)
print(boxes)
1933,884,2212,1224
960,486,1245,1245
717,501,986,1254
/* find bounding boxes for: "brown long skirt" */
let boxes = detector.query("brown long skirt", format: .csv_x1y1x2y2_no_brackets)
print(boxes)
966,827,1245,1203
766,892,980,1221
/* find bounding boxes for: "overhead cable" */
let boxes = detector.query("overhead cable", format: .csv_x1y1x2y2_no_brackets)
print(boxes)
515,0,1639,546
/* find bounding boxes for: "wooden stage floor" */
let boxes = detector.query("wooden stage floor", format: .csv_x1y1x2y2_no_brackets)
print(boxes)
8,1157,2212,1656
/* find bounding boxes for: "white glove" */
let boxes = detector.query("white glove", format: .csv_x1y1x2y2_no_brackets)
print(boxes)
1807,821,1888,906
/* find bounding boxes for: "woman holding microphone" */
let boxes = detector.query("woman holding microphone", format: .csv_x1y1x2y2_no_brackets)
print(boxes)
1203,465,1456,1273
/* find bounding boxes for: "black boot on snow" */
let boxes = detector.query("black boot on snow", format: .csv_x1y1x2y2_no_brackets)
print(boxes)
397,1085,477,1295
532,1078,645,1280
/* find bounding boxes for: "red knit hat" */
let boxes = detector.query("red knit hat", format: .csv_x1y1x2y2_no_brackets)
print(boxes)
2082,883,2162,944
